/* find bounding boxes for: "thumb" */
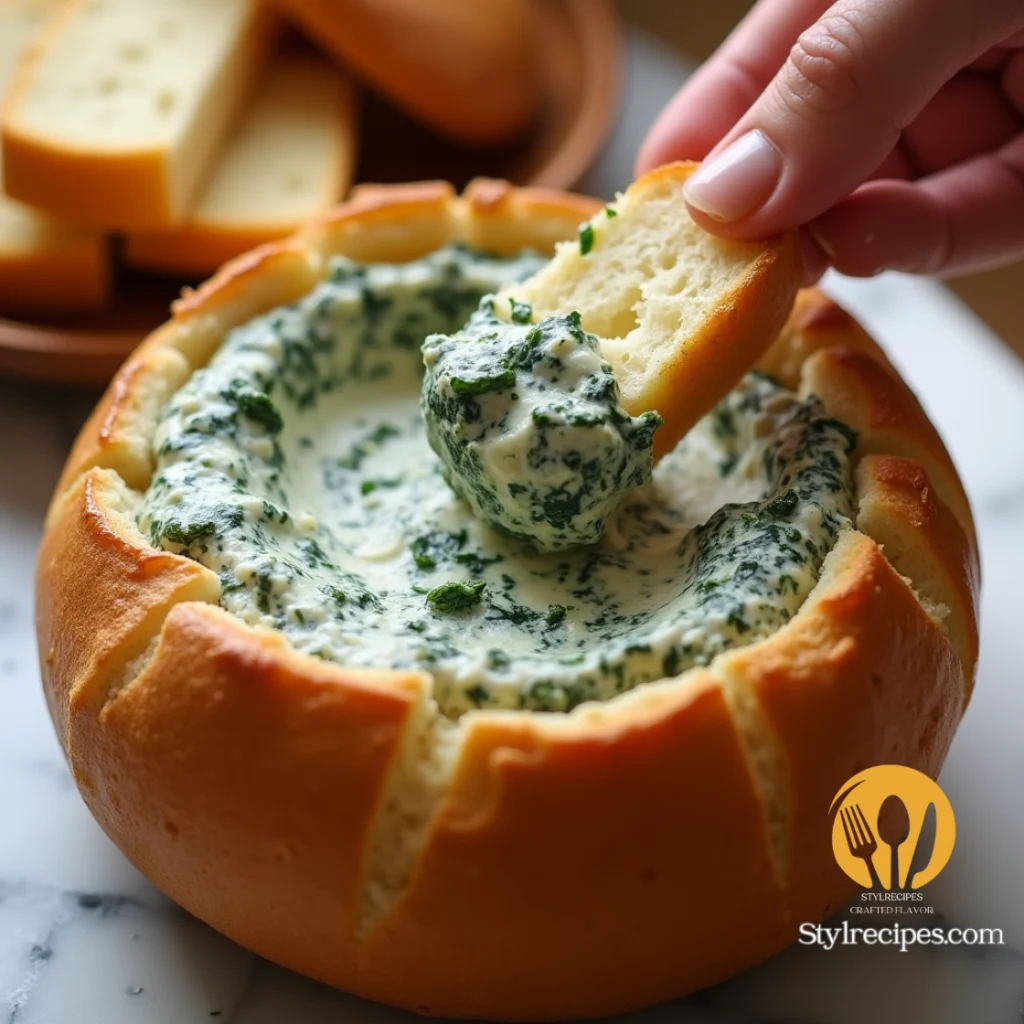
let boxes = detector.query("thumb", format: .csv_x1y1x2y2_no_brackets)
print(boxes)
681,0,1024,239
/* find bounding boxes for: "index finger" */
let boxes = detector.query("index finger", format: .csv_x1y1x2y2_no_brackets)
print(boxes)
637,0,831,173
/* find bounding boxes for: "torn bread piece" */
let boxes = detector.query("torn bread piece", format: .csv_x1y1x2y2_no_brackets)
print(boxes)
125,52,357,276
499,162,802,458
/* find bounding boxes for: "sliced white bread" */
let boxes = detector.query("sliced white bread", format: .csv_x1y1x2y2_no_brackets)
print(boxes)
0,0,107,309
498,162,803,458
1,0,277,231
125,52,357,277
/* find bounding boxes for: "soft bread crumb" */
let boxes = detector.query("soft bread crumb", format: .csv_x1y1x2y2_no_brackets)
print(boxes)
715,664,790,883
511,189,755,376
108,634,160,703
2,0,277,228
356,695,463,939
0,0,109,309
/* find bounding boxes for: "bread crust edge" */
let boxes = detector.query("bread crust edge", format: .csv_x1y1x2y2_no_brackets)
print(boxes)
36,179,977,1020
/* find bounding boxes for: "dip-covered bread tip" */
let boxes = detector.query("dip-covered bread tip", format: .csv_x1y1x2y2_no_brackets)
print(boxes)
421,301,665,551
422,162,801,550
505,162,803,458
37,178,978,1020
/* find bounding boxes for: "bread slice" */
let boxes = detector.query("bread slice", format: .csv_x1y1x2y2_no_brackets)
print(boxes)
499,162,802,458
125,52,357,276
1,0,277,231
271,0,538,145
0,0,108,309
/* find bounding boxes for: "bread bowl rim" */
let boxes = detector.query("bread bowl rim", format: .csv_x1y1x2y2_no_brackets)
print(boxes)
36,175,979,1019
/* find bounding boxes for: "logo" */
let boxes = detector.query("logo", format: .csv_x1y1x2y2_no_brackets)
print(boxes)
829,765,955,892
798,766,999,951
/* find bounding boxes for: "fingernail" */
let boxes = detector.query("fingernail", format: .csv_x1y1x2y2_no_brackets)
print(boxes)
683,130,782,223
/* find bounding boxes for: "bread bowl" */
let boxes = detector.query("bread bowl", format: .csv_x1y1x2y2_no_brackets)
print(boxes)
37,178,978,1019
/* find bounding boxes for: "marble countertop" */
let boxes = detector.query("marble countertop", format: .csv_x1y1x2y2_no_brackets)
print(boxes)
2,28,1024,1024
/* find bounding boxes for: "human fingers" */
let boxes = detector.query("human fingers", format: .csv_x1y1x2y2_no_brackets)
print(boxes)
636,0,830,172
807,133,1024,276
681,0,1024,238
1005,47,1024,113
902,72,1021,173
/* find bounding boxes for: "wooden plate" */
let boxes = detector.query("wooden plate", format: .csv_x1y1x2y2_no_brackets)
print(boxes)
0,0,621,387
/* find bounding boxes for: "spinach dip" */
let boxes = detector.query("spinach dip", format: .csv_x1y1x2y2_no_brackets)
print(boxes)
138,245,857,718
421,299,662,550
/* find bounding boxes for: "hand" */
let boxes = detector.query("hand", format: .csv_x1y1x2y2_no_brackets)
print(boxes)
637,0,1024,281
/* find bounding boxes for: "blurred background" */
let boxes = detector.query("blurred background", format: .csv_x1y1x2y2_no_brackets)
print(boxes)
1,0,1021,386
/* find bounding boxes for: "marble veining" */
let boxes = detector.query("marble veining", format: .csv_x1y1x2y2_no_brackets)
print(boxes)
2,29,1024,1024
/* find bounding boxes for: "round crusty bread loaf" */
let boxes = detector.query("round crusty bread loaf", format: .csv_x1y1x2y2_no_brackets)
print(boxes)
270,0,540,145
37,179,978,1020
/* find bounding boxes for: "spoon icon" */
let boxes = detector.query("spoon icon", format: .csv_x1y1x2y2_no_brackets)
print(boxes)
878,794,911,890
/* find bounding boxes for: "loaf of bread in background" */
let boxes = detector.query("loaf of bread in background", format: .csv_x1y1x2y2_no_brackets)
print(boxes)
272,0,538,144
1,0,277,231
126,52,357,277
0,0,108,310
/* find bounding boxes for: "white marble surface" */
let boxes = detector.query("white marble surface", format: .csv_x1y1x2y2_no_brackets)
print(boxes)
2,27,1024,1024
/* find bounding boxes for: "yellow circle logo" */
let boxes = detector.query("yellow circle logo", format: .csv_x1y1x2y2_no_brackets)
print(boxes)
829,765,955,891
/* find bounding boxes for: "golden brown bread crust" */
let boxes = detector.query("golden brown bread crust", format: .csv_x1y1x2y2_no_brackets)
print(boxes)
37,181,978,1019
717,531,964,931
648,229,801,459
269,0,540,145
37,468,220,750
756,288,891,387
357,676,789,1018
801,346,976,551
855,454,979,696
72,601,426,989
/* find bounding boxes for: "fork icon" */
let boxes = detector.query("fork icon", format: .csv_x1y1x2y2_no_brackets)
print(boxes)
841,803,883,891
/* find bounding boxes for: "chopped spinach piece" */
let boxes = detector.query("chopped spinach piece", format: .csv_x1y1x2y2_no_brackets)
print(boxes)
426,579,487,614
508,298,533,324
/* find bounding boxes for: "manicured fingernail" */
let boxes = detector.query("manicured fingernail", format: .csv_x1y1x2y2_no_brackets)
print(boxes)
683,130,782,222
